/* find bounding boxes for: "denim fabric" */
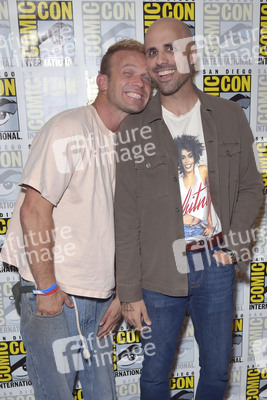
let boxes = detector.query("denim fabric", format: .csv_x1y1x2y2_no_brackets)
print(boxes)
184,220,206,238
20,279,116,400
140,248,235,400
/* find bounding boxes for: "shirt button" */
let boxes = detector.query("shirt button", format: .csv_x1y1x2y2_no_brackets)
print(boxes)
174,177,178,182
146,163,151,168
226,150,231,156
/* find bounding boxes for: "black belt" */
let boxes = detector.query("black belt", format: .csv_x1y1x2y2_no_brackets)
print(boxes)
186,232,223,253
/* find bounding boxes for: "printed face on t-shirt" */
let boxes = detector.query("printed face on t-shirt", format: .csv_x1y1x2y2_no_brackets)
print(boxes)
181,149,195,175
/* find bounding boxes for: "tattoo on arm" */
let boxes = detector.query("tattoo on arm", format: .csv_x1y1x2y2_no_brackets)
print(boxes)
122,303,134,312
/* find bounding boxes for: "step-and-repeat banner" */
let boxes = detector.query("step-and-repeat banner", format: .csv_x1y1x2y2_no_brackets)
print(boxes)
0,1,266,399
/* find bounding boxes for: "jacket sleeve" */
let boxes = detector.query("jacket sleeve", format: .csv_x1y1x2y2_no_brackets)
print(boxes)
114,120,143,303
226,105,264,263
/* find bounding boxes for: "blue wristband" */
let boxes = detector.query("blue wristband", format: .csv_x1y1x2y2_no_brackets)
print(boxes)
33,282,57,295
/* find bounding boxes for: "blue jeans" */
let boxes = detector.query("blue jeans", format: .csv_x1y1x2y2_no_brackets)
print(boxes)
140,248,235,400
20,280,116,400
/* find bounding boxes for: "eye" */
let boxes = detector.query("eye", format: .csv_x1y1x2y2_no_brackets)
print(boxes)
0,111,10,125
0,99,18,126
166,45,174,52
147,49,157,58
0,181,17,196
142,75,151,82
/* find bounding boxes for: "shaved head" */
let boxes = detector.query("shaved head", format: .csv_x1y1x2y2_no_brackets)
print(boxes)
145,18,192,46
144,17,196,97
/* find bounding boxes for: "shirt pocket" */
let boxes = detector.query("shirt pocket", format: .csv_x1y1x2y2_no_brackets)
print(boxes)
219,142,241,183
135,154,169,199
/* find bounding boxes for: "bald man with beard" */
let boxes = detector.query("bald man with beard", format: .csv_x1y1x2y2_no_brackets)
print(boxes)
115,18,263,400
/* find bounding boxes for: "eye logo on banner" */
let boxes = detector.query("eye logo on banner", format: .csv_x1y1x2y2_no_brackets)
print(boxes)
0,144,23,212
175,318,195,370
82,1,136,66
0,75,19,134
249,262,267,310
17,1,75,67
246,368,267,399
113,329,143,375
169,374,194,400
203,2,253,66
143,2,195,35
231,316,243,363
203,70,251,121
0,281,20,331
259,4,267,65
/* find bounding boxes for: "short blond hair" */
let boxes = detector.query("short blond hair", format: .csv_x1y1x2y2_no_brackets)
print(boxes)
100,39,145,77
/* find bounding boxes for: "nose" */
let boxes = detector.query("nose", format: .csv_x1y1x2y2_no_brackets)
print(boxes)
156,50,168,65
132,74,145,88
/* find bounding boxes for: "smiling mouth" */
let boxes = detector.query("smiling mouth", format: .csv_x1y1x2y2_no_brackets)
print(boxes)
157,69,176,77
126,92,142,100
185,164,193,169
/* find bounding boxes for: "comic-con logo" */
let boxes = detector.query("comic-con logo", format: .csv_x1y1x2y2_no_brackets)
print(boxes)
82,1,135,65
248,316,267,364
113,329,143,373
24,74,78,139
246,368,267,399
259,4,267,65
249,262,267,310
143,2,195,35
0,76,19,133
228,368,242,399
257,75,267,128
255,139,267,191
203,71,251,121
169,374,194,400
175,317,195,369
0,340,30,384
203,2,253,62
17,1,74,64
231,317,243,363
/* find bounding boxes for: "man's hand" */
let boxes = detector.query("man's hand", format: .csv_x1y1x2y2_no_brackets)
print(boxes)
36,288,73,316
212,249,232,265
97,296,122,340
121,300,151,331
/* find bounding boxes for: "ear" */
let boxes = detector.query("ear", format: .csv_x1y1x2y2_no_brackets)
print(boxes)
96,74,108,92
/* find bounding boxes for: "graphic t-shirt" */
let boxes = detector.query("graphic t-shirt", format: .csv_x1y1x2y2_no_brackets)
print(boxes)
162,100,222,242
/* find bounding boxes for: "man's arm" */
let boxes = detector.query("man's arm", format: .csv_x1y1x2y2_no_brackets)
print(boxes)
20,186,73,315
114,121,151,330
225,106,264,262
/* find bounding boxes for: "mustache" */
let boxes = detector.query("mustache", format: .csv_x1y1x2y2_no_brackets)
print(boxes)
152,64,177,73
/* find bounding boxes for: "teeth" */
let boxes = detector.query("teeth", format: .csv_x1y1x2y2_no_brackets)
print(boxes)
158,70,175,76
127,92,141,99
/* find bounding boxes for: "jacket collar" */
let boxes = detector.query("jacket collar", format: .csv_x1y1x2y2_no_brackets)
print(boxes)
144,83,215,124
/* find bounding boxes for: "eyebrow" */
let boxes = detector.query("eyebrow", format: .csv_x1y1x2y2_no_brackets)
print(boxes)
146,43,173,53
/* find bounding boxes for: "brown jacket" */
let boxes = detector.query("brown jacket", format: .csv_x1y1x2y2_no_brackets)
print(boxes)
115,87,263,303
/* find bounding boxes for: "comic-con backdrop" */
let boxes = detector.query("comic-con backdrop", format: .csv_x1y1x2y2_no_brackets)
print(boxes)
0,0,266,399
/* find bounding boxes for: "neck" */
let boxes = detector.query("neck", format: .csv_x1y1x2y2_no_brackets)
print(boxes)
160,80,198,116
92,93,128,133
